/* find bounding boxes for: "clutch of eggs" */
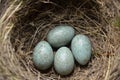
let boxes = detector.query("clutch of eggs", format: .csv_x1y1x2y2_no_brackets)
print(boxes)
33,25,92,76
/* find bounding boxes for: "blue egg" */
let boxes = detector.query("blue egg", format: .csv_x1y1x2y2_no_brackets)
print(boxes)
71,34,92,65
47,25,75,48
54,47,74,75
33,41,54,70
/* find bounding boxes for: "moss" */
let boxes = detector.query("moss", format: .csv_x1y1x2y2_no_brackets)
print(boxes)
114,17,120,28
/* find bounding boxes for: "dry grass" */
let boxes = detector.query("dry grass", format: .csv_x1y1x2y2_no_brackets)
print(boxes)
0,0,120,80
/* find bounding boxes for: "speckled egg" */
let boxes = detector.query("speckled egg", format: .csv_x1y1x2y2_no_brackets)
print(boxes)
54,47,74,75
71,34,92,65
47,25,75,48
33,41,54,70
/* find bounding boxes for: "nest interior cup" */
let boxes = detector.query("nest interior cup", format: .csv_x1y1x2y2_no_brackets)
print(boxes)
0,0,120,80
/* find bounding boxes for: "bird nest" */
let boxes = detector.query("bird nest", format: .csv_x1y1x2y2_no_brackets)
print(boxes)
0,0,120,80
